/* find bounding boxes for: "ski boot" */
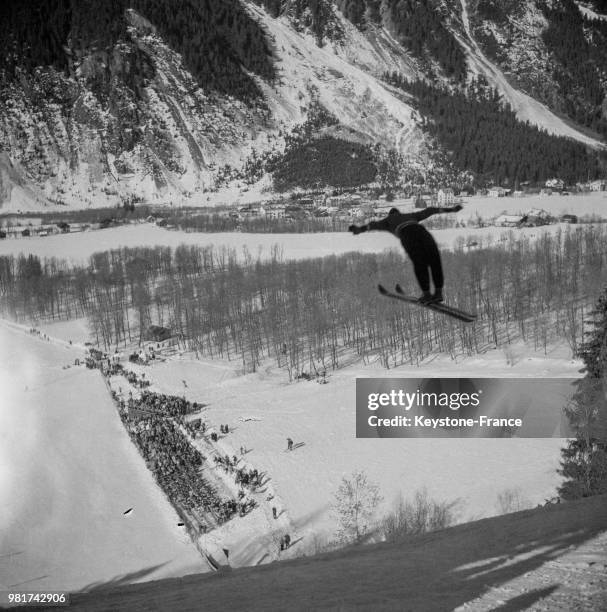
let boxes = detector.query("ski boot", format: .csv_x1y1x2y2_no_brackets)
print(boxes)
418,291,434,304
431,288,444,303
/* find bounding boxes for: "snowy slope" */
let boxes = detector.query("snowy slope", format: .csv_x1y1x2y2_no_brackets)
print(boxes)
248,3,425,160
0,323,205,592
456,0,604,148
69,494,607,611
577,2,607,20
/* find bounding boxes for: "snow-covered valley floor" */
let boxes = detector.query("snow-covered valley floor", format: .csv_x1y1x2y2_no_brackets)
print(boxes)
1,192,606,267
1,315,580,592
0,217,601,594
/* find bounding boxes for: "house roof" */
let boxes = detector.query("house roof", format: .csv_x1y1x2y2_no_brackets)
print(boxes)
146,325,172,342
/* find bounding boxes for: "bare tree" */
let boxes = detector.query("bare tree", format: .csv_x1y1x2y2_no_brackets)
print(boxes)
333,470,382,544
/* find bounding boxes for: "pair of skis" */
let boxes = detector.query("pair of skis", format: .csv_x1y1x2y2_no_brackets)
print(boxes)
378,284,477,323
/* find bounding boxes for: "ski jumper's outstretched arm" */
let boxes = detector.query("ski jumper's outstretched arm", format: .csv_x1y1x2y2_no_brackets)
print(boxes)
348,217,391,234
411,205,462,222
348,204,462,235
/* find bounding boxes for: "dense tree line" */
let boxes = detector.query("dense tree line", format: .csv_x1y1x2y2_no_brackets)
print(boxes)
130,0,275,100
335,0,382,28
385,74,603,185
475,0,523,25
385,0,467,81
559,289,607,500
167,213,348,234
0,1,73,76
215,100,342,189
0,0,275,101
2,226,607,376
271,137,378,191
541,0,607,139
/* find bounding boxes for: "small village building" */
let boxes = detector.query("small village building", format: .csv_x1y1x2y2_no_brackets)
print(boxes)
545,178,564,190
590,179,606,192
495,214,526,227
284,205,308,219
265,205,285,219
326,194,360,208
436,188,456,205
488,187,507,198
238,205,266,218
560,214,578,224
526,208,552,226
297,198,315,210
145,325,172,343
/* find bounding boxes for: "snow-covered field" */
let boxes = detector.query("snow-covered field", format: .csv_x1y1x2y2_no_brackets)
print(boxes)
0,193,605,266
136,345,575,566
441,191,607,220
0,212,596,590
3,313,579,583
0,322,205,592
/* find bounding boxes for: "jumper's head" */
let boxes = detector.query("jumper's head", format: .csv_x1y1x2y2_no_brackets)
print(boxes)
389,208,399,216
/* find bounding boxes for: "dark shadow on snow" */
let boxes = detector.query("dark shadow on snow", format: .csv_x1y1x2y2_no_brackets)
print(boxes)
490,585,560,611
69,496,607,612
78,562,169,593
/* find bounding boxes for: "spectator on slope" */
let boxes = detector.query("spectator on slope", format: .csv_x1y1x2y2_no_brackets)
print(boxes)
348,204,463,304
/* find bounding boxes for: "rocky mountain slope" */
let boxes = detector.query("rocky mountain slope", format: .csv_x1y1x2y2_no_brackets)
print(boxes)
0,0,605,212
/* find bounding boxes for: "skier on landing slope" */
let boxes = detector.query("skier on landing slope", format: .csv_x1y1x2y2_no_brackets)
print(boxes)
348,204,463,304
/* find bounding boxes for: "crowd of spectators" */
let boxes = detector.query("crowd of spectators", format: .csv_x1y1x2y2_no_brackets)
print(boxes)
98,358,259,528
126,415,238,523
135,390,201,419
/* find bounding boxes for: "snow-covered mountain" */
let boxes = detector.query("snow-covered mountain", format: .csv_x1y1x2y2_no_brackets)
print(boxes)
0,0,605,212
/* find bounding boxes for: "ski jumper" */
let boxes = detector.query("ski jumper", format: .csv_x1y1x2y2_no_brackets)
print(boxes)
349,206,461,295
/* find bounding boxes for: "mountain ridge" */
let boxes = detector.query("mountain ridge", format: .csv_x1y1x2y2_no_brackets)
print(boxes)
0,0,605,212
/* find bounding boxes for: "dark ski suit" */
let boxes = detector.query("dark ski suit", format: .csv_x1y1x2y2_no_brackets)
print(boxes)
348,205,462,295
